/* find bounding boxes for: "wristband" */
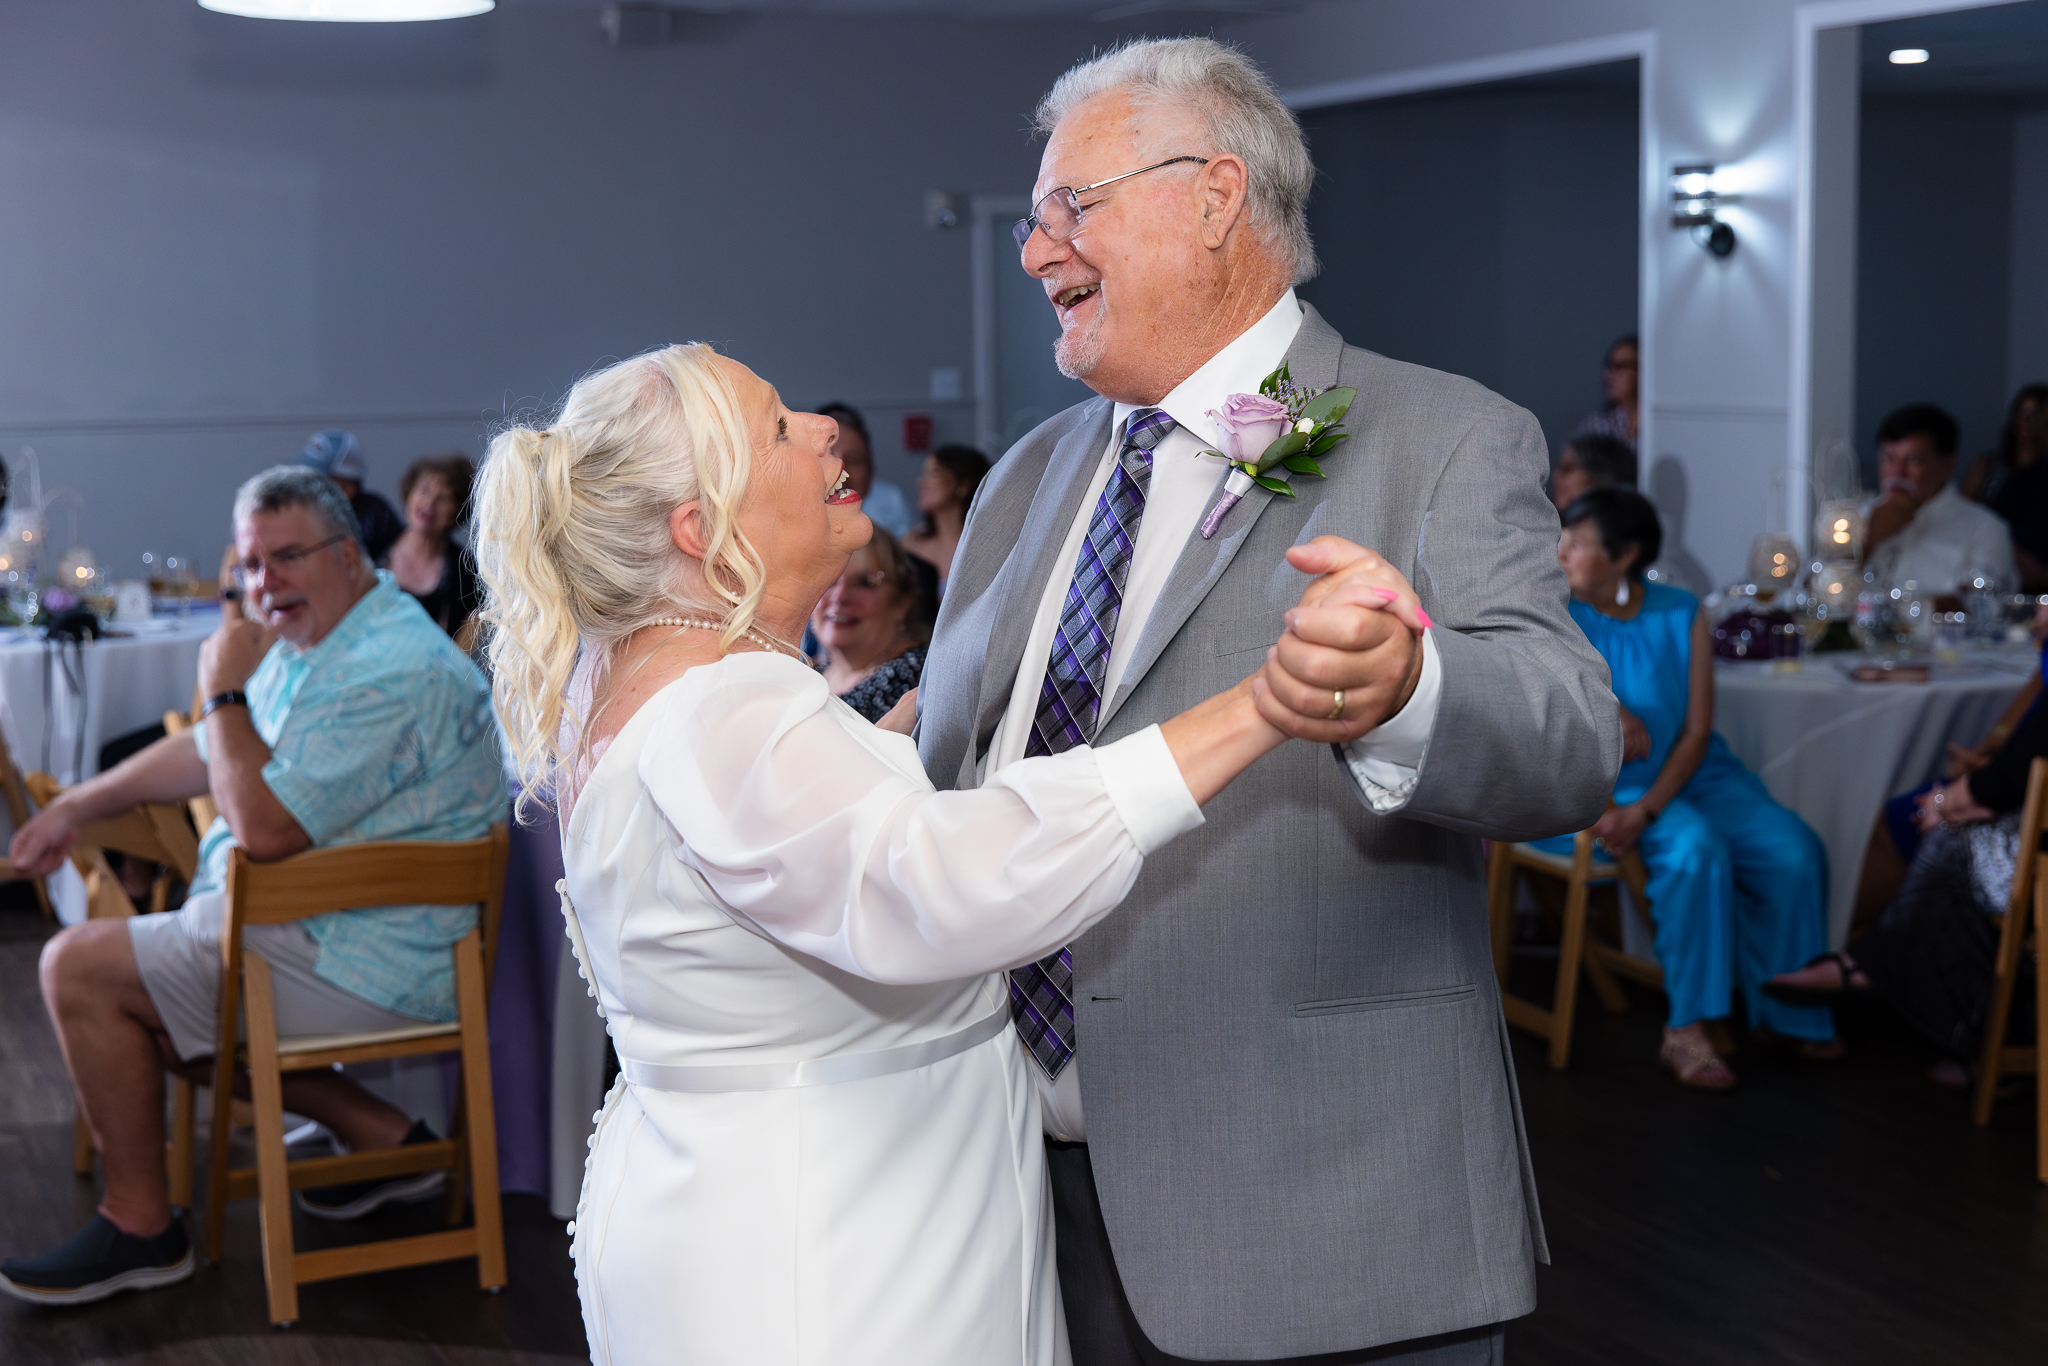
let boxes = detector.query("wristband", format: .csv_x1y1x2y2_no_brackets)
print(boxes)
201,690,250,720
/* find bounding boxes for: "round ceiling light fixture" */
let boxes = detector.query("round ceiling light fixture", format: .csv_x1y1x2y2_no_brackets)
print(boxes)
199,0,493,20
1888,48,1931,64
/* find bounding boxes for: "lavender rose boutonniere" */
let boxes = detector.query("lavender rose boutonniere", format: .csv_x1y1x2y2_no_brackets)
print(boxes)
1198,363,1356,539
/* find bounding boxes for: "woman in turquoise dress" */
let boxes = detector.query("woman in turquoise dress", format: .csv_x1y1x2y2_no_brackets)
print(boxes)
1549,488,1836,1088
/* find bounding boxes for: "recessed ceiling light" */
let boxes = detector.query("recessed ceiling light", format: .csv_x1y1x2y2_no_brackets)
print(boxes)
198,0,493,20
1889,48,1931,65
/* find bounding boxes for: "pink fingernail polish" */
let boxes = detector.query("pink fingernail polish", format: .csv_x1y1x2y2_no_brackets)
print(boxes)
1373,588,1397,602
1417,608,1434,629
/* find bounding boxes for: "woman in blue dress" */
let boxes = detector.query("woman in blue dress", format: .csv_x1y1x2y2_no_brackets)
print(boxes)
1551,488,1837,1088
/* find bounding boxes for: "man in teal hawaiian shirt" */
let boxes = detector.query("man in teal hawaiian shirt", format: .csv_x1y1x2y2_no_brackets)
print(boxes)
2,465,504,1307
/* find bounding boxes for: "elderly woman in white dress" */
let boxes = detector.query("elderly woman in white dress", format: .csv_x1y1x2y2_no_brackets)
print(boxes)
471,342,1293,1366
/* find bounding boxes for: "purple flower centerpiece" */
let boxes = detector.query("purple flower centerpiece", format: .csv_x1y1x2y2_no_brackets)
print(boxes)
1197,363,1357,538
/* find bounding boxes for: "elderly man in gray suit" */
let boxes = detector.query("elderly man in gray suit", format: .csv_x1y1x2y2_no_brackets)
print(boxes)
917,37,1618,1366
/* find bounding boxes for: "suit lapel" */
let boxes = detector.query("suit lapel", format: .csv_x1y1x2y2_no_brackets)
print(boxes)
967,400,1116,771
1097,305,1348,735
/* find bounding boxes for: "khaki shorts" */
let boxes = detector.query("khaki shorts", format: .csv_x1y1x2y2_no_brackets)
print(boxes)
129,892,422,1063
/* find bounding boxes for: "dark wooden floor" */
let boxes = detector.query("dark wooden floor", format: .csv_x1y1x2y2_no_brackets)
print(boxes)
3,895,2043,1364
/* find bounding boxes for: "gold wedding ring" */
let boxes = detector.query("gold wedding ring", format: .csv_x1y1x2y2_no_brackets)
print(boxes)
1326,689,1346,720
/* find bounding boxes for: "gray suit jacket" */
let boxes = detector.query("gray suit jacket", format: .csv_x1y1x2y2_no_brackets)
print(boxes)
918,305,1620,1359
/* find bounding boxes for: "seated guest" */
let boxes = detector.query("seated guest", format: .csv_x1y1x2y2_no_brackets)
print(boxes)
1863,403,2015,593
1571,333,1639,450
299,429,405,561
1960,383,2048,592
1550,488,1836,1088
1767,669,2048,1081
381,452,480,637
1846,612,2045,929
0,466,505,1306
817,403,913,538
901,442,990,591
811,527,928,723
1549,432,1638,513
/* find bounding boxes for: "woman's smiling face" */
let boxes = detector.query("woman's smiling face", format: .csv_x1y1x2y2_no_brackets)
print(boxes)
719,355,872,606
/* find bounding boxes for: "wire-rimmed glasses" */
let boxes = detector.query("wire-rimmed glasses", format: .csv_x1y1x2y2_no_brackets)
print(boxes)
230,532,351,590
1011,155,1211,251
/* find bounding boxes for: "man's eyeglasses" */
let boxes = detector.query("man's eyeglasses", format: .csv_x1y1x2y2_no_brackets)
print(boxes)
231,532,352,590
1011,155,1210,251
834,570,892,592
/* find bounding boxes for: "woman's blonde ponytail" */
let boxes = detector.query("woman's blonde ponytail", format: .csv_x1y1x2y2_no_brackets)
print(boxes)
472,343,766,810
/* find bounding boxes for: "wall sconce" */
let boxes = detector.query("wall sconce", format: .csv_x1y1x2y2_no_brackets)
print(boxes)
1671,162,1737,258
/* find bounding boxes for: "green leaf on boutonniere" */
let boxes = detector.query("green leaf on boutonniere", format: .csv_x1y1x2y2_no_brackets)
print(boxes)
1253,430,1311,473
1280,455,1325,477
1306,432,1345,457
1259,362,1293,399
1297,387,1356,427
1252,474,1296,496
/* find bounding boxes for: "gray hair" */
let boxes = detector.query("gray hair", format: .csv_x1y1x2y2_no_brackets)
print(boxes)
1035,37,1318,284
232,464,363,546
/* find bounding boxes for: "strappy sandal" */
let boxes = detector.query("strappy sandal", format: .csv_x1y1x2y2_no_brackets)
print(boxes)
1761,951,1873,1006
1660,1028,1737,1090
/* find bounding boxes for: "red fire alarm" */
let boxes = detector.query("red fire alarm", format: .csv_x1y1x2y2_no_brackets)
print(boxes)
903,414,934,453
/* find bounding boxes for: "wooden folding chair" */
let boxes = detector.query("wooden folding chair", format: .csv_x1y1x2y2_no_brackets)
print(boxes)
1488,828,1660,1070
1972,757,2048,1182
0,727,54,919
26,771,205,1200
191,826,510,1326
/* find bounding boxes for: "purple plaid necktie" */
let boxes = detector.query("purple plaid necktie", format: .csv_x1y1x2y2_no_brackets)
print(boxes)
1009,407,1176,1081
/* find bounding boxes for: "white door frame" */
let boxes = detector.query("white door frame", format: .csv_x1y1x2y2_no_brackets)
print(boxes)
1789,0,2033,534
970,194,1032,454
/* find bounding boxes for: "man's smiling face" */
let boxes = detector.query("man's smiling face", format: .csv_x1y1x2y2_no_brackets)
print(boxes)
1021,92,1216,405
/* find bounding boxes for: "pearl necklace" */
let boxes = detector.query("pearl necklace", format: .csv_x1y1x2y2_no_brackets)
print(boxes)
644,616,809,663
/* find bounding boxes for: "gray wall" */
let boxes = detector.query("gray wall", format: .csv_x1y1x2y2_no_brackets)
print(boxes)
2013,109,2048,402
1854,93,2018,473
0,2,1096,568
1297,75,1639,462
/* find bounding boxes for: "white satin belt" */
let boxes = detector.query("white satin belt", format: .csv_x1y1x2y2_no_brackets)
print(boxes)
620,1005,1013,1093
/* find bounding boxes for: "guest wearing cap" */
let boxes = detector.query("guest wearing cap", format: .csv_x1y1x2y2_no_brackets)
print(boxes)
299,429,404,561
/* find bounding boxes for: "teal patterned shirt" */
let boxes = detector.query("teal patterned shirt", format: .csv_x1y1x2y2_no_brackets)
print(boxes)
191,572,506,1020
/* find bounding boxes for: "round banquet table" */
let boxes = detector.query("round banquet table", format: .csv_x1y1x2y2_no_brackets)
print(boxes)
0,606,220,789
1712,646,2038,947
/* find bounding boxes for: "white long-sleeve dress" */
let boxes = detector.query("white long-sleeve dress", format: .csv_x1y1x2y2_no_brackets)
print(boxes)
559,652,1201,1366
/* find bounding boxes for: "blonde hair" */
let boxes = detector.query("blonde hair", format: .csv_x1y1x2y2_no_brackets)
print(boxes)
472,342,765,803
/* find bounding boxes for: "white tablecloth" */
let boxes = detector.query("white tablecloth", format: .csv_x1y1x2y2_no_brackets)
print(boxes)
1713,648,2036,946
0,607,219,791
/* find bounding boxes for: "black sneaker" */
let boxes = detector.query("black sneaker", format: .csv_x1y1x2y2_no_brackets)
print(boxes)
294,1120,445,1221
0,1214,194,1306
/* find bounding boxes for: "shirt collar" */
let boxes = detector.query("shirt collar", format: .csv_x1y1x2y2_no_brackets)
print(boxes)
1113,289,1305,448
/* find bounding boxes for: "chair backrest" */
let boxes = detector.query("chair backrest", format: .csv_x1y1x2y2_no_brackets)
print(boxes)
0,726,36,833
26,771,200,884
223,824,510,987
161,710,221,834
2002,758,2048,922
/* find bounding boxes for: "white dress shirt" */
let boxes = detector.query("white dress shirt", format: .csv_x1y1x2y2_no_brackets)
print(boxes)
973,289,1445,1140
1863,483,2017,593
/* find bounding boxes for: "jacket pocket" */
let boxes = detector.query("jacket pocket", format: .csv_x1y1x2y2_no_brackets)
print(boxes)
1291,983,1478,1018
1212,613,1283,659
